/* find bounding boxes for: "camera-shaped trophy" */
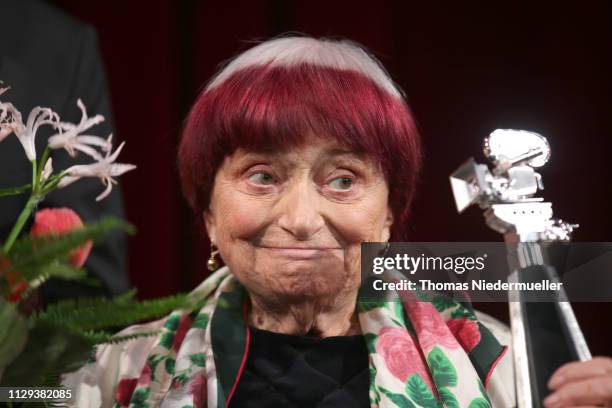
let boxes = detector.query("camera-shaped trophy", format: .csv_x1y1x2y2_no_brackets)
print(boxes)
450,129,591,407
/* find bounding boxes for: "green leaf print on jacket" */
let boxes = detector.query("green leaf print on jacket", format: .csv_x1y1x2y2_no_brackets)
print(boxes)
380,386,417,408
427,346,457,388
406,374,437,408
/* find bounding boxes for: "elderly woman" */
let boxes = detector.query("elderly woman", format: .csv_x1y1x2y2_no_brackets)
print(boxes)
65,36,612,408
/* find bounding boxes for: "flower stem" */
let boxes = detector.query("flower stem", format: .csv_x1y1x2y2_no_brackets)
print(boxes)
0,153,50,253
0,183,32,197
31,159,38,192
2,194,40,253
40,171,66,196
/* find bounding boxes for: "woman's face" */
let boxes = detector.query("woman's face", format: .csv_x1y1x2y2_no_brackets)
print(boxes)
204,137,393,304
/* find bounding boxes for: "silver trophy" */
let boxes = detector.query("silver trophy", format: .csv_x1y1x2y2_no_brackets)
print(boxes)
450,129,591,407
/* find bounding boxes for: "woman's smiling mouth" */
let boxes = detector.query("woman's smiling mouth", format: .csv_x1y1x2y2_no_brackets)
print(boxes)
258,245,342,259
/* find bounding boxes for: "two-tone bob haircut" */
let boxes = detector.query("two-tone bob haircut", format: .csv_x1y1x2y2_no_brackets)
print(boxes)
178,35,422,241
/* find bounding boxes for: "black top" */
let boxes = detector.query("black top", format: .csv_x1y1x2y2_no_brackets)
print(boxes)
230,327,370,408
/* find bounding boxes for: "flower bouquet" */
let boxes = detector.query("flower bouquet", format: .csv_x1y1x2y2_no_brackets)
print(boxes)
0,83,190,396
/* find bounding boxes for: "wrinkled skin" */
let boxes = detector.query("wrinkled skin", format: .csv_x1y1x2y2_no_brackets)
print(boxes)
204,138,393,337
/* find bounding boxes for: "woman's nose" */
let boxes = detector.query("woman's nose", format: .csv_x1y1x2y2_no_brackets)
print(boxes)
276,179,325,240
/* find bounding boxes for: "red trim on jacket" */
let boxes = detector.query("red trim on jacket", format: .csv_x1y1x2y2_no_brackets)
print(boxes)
485,345,508,388
225,301,252,406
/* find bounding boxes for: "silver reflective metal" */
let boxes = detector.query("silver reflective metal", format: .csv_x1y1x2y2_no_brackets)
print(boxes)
484,129,551,169
449,129,591,408
450,129,572,242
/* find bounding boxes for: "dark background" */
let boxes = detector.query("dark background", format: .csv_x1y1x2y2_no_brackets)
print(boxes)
51,1,611,354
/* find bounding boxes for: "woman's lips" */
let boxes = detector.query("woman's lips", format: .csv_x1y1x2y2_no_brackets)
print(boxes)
259,246,341,259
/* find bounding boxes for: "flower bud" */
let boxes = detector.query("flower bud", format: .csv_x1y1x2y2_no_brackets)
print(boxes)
30,208,93,268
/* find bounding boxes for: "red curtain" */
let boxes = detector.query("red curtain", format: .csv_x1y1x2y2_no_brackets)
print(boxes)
55,0,611,354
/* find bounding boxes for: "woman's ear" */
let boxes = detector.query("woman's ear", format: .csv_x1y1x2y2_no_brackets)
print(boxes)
380,206,394,242
203,210,217,243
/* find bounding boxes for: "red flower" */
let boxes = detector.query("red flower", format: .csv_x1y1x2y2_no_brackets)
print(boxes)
188,374,207,407
376,327,435,391
172,315,193,352
447,318,481,352
29,208,92,267
114,378,138,407
0,257,28,302
6,281,28,302
5,270,20,287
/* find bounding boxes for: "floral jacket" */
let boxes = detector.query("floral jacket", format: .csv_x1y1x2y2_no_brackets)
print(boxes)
63,267,515,407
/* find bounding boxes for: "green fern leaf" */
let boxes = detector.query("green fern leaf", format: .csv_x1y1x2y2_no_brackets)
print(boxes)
30,292,188,332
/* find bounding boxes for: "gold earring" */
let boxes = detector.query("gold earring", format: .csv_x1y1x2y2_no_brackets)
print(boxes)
207,243,220,271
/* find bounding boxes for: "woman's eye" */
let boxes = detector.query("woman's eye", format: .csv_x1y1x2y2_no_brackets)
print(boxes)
248,172,275,185
328,176,353,191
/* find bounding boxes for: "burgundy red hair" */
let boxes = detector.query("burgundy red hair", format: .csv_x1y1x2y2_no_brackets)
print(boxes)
178,38,422,240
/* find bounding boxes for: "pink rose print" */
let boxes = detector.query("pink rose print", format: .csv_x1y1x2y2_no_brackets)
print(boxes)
188,373,207,407
402,299,459,351
171,376,183,390
172,314,193,352
447,318,481,352
137,361,152,386
376,327,435,391
114,378,138,407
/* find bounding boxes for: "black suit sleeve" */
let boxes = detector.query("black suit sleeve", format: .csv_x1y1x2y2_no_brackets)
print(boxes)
0,1,130,303
41,25,130,303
